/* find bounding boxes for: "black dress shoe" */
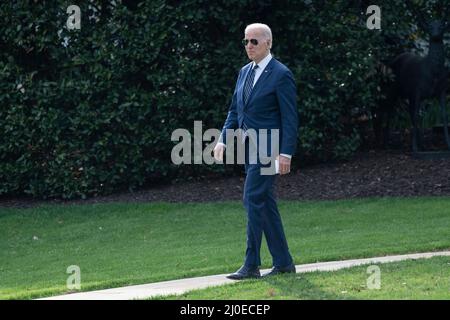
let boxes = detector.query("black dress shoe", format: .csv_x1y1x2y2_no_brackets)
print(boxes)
262,263,296,277
226,265,261,280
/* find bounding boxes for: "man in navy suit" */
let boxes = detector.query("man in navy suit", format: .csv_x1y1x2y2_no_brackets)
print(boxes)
214,23,299,279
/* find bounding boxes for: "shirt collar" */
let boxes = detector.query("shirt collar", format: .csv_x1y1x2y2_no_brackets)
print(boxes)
253,52,272,71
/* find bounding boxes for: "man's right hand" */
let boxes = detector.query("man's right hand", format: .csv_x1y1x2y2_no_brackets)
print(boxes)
214,143,225,162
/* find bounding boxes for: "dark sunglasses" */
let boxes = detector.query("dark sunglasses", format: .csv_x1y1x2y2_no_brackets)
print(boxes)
242,38,259,46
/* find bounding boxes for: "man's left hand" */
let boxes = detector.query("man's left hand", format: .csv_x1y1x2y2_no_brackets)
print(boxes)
278,155,291,175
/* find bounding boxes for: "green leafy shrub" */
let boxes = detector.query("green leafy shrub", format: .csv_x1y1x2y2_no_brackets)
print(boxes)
0,0,441,198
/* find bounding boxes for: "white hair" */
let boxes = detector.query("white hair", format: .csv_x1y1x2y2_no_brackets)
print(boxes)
245,23,272,42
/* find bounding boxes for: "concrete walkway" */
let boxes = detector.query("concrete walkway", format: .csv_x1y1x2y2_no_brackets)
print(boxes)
38,250,450,300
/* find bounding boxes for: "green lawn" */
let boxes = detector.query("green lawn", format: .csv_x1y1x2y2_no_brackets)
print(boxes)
1,196,450,299
156,256,450,300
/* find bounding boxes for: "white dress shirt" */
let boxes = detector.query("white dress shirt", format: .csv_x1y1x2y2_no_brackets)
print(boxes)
252,52,273,87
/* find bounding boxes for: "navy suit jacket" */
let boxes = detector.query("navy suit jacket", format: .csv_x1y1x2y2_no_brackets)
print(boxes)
220,57,299,156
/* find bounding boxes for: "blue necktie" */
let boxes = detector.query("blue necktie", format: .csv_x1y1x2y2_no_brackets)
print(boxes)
243,64,258,104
